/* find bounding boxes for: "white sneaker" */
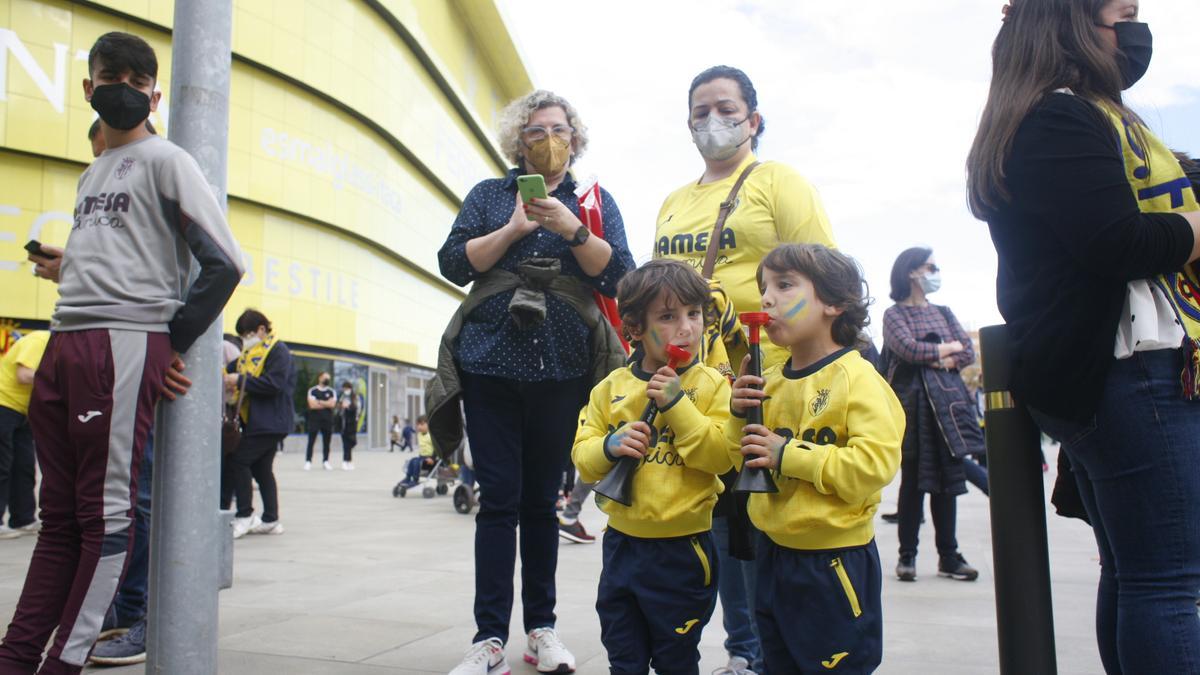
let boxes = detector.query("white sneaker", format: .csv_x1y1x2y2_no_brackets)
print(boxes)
713,656,756,675
342,461,354,471
304,461,312,471
323,461,332,471
250,519,284,535
449,638,509,675
0,526,21,540
524,627,575,673
231,515,260,539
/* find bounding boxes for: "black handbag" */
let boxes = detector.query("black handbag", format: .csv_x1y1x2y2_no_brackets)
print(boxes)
221,377,245,456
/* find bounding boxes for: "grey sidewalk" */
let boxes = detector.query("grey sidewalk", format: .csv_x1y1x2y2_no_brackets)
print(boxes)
0,443,1102,673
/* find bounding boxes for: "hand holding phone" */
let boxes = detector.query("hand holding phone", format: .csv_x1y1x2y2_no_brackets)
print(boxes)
25,240,63,283
516,174,548,205
24,240,58,260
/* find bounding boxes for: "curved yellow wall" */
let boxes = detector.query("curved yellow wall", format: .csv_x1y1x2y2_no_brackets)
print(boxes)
0,0,531,366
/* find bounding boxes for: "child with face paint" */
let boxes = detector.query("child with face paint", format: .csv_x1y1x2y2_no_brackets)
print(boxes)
727,243,903,674
572,259,735,674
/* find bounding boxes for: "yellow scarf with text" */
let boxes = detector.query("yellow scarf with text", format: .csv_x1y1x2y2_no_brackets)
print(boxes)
1103,105,1200,396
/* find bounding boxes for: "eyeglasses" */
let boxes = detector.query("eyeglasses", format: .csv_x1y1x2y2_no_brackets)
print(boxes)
521,125,574,142
923,263,941,274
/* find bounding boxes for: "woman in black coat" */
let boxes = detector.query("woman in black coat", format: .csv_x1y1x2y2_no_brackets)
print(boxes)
881,247,978,583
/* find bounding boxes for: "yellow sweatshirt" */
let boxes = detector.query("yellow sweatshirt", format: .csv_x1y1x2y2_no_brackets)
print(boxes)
725,348,904,550
655,154,836,369
417,431,434,457
573,362,735,538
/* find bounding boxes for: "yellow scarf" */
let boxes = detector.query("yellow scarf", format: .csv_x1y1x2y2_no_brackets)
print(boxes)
235,333,277,422
1102,104,1200,395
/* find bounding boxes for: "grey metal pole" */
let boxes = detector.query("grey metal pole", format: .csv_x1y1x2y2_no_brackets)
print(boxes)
980,325,1057,674
147,1,233,673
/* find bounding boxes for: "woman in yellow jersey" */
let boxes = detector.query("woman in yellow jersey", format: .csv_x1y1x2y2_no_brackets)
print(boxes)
654,65,837,675
968,1,1200,672
656,65,837,372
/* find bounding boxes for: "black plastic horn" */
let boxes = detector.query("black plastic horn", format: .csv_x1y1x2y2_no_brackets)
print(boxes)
734,312,779,494
593,345,691,506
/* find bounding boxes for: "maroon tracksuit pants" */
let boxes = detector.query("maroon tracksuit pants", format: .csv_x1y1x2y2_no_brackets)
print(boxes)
0,330,170,674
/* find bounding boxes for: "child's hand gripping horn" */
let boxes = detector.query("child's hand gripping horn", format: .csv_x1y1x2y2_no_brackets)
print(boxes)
733,312,780,494
593,345,692,507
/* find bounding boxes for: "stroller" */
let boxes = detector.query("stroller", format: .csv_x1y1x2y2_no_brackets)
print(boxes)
391,438,479,514
391,454,456,499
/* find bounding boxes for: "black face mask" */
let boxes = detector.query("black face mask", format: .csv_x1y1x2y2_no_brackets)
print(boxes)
1110,21,1153,90
90,83,151,131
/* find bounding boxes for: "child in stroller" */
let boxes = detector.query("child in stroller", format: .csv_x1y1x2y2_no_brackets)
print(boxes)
396,416,436,490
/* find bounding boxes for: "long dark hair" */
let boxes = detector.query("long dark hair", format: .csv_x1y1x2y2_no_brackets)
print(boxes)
967,0,1140,219
688,65,766,151
889,247,932,303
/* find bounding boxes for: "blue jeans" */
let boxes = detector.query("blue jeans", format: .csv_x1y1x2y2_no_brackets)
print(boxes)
113,429,153,622
712,516,763,671
963,456,989,496
1033,348,1200,674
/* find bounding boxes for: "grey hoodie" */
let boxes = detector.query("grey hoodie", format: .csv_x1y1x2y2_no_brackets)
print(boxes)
54,134,244,353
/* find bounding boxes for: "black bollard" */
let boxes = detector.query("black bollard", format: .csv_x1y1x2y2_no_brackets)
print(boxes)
980,325,1057,674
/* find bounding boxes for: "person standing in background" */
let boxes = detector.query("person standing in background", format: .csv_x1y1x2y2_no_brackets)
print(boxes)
0,331,49,540
655,64,837,675
338,381,359,471
305,373,335,471
224,310,294,539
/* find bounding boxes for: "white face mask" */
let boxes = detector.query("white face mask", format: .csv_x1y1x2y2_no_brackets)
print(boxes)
918,272,942,294
690,114,750,161
241,334,262,350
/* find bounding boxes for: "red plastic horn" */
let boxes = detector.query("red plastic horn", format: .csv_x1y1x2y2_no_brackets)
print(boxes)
734,311,779,495
592,345,694,507
665,344,692,368
739,312,772,345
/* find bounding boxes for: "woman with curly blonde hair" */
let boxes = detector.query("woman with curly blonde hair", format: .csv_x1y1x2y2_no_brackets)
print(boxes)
438,90,634,674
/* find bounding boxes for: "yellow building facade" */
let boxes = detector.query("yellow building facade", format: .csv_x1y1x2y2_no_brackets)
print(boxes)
0,0,532,446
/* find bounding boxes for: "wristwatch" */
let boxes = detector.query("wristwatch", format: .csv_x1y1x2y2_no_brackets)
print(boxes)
567,224,590,247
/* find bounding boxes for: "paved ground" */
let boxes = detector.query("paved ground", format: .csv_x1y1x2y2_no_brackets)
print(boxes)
0,440,1103,674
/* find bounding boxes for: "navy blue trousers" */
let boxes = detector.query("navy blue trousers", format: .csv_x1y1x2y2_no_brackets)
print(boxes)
597,529,719,675
461,372,589,644
756,535,883,674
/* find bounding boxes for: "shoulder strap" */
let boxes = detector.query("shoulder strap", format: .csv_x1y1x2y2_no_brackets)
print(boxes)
701,161,760,279
934,304,955,336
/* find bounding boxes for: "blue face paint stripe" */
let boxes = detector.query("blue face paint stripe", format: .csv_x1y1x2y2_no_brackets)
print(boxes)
784,299,808,319
649,330,663,346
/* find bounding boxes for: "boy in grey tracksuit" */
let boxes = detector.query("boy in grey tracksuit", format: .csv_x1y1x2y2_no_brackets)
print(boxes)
0,32,243,675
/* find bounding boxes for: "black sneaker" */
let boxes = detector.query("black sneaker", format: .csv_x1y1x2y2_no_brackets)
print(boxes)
896,553,917,582
880,511,924,524
938,553,979,581
557,519,595,544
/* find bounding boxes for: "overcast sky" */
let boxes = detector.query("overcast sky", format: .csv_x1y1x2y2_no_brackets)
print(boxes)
498,0,1200,338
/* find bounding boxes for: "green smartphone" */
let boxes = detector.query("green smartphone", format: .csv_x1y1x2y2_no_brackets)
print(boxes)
516,174,548,204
